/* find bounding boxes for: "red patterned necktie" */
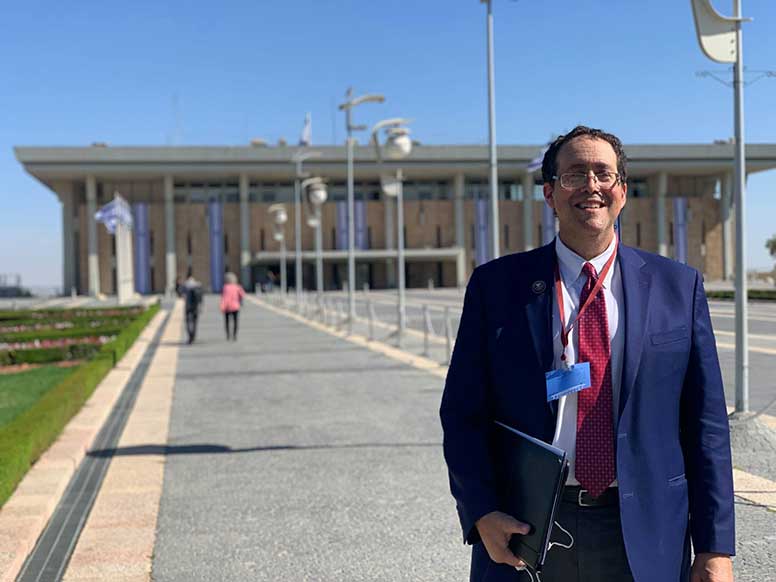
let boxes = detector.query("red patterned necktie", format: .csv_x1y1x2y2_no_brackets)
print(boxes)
575,262,616,497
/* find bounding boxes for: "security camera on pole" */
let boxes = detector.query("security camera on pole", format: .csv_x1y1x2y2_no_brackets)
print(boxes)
301,177,328,297
338,88,385,333
269,204,288,302
371,118,413,348
691,0,751,413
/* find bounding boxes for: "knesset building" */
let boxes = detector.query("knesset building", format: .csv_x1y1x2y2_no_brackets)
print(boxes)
15,142,776,295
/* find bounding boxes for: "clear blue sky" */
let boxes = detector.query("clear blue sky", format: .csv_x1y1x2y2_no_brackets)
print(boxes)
1,0,775,287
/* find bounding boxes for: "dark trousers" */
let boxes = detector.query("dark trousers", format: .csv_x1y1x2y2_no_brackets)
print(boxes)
518,500,634,582
186,310,198,343
224,310,239,340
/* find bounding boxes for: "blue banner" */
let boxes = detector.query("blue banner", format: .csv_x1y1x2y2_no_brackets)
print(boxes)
673,197,688,264
132,203,151,294
542,202,556,245
209,200,224,292
475,198,490,266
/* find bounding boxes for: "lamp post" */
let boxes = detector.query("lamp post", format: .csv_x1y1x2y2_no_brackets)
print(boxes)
371,118,413,347
269,204,288,301
292,151,322,310
690,0,751,412
480,0,500,261
302,177,328,296
338,88,385,332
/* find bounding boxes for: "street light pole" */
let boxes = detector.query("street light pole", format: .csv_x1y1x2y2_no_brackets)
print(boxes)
292,151,322,310
339,89,385,333
371,118,413,348
396,168,406,343
482,0,500,261
732,0,748,412
690,0,751,412
301,177,328,299
315,205,323,294
269,204,288,303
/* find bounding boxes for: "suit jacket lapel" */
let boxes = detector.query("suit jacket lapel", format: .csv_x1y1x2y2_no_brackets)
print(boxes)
522,243,556,413
618,245,651,418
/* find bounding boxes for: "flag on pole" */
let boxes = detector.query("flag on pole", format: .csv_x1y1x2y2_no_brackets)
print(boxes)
299,112,312,146
526,146,548,173
95,193,133,234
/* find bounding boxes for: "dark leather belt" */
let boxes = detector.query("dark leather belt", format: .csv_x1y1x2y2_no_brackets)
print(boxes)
562,486,619,507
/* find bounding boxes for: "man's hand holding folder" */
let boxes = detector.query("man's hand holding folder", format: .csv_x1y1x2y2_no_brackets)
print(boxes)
475,510,531,569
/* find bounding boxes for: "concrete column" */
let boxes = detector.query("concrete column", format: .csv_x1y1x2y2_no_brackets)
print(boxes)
164,175,176,294
656,171,668,257
453,173,465,249
522,172,535,251
60,186,77,295
239,174,251,288
86,175,100,296
721,172,734,280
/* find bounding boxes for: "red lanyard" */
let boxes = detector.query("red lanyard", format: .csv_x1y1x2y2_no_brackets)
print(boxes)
554,239,618,364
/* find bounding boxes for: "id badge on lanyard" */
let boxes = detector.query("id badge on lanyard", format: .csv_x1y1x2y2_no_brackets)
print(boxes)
544,240,617,403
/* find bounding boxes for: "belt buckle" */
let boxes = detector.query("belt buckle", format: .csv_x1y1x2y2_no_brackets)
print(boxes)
577,489,595,507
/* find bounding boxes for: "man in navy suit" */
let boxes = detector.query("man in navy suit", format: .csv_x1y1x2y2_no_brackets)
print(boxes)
440,126,735,582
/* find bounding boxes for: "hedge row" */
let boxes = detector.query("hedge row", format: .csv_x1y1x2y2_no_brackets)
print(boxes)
0,314,137,332
0,325,123,344
0,306,145,322
706,289,776,301
0,343,101,366
0,301,161,507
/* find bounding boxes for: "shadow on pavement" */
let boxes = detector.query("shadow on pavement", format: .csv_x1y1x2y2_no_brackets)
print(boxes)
87,441,442,457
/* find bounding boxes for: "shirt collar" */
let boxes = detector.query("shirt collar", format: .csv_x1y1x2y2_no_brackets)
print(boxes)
555,235,617,290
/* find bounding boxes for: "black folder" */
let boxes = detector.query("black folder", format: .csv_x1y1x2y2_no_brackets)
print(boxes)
492,421,569,572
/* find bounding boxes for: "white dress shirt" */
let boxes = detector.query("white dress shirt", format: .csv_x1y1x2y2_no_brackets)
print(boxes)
550,236,624,486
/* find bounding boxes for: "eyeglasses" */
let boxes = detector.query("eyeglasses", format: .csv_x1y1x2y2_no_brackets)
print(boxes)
552,171,621,190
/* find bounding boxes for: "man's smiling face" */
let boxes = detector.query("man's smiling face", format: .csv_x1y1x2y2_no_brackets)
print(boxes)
543,136,627,243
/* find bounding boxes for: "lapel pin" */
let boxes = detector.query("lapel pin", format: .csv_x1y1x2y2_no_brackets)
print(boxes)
532,280,546,294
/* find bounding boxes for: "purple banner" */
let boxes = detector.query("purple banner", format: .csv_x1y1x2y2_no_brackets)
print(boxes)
208,200,224,292
355,200,367,250
542,202,556,245
673,197,688,264
475,198,490,266
132,203,151,294
336,202,348,250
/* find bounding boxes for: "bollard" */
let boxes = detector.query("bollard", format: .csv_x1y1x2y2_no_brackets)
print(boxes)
422,304,433,357
367,299,375,341
444,306,454,365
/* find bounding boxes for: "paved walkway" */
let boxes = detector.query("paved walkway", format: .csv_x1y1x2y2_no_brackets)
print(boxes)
37,294,776,581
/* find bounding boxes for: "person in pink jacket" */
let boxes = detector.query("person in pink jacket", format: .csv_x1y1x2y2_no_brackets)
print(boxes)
220,271,246,341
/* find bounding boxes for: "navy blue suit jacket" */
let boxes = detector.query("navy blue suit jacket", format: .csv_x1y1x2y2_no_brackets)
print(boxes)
440,242,735,582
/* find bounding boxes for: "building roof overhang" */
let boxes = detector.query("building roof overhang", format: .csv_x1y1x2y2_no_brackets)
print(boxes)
15,143,776,190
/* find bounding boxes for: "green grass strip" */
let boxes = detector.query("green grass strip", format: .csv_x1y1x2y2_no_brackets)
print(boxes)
0,366,78,427
0,301,160,507
706,289,776,301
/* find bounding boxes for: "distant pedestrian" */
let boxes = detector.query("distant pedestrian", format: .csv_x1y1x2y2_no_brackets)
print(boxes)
183,272,203,344
220,271,245,341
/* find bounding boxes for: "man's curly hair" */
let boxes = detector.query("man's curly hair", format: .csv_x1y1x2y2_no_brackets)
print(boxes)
541,125,628,186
